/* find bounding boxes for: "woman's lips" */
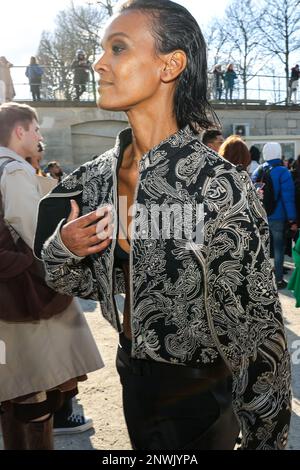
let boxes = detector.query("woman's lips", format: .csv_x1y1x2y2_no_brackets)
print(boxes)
98,81,113,87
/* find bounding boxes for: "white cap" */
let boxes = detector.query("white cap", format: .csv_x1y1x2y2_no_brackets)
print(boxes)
262,142,282,161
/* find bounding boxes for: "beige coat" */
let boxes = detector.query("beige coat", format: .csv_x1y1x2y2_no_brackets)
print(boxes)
0,58,15,102
0,148,104,402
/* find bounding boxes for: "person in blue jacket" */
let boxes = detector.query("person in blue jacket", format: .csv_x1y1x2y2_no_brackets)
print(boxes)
252,142,297,289
25,57,43,101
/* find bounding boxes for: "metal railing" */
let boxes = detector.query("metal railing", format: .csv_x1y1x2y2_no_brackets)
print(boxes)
10,65,97,102
6,66,299,105
208,72,298,105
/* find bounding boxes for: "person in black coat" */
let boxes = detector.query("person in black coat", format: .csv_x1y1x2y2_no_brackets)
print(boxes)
71,50,91,100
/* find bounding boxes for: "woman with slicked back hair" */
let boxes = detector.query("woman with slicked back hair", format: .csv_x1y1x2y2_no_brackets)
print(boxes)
119,0,216,132
36,0,291,450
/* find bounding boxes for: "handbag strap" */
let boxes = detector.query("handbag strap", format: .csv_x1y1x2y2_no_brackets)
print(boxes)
0,158,28,244
0,158,14,218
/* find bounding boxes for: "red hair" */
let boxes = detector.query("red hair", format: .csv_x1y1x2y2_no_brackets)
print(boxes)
219,135,251,170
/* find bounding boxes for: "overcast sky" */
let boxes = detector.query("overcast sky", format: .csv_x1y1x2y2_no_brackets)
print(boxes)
1,0,230,65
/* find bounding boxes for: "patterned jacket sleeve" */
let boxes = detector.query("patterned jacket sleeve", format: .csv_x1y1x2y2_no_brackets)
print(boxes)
204,169,291,449
238,170,270,257
39,164,101,300
41,219,99,300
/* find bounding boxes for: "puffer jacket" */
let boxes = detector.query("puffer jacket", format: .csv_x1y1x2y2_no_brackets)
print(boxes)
252,159,297,221
25,64,43,83
35,126,291,449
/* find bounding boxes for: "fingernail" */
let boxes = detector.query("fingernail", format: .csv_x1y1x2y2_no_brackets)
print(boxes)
96,207,104,217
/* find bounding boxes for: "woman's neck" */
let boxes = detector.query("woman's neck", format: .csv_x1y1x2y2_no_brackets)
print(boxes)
126,105,179,163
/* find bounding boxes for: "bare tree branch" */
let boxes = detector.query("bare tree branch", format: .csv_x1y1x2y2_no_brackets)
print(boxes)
220,0,268,101
257,0,300,103
37,2,111,100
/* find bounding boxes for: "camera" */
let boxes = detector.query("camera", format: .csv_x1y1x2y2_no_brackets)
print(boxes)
37,142,45,152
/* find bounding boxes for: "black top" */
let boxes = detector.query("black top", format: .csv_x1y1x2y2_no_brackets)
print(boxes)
114,143,130,266
114,240,129,264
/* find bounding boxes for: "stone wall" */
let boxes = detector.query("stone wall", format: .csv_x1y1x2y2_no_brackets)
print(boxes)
215,105,300,158
33,102,128,170
29,101,300,169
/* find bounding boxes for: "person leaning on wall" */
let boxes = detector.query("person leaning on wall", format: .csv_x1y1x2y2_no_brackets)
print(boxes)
25,56,44,101
0,56,15,102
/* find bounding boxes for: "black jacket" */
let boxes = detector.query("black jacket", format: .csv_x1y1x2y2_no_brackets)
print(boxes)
35,126,291,449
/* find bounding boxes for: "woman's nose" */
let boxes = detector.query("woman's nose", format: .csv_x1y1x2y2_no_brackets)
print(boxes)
93,52,107,73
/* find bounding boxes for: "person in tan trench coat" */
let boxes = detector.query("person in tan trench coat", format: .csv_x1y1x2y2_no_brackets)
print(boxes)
0,57,15,102
0,102,104,449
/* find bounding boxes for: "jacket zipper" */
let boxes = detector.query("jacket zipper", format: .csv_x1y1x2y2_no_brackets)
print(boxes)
110,159,122,332
129,154,145,357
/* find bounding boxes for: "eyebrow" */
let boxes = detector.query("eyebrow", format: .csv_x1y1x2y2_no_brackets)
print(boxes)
101,32,130,47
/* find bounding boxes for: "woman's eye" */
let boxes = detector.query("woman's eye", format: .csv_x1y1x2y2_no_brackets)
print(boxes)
112,44,125,54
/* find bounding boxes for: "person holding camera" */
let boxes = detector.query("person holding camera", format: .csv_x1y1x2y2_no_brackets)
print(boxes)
71,50,91,101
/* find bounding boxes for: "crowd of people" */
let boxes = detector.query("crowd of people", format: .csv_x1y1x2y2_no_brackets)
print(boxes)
0,50,92,104
0,0,298,452
210,62,300,104
202,129,299,290
1,53,299,105
211,63,238,102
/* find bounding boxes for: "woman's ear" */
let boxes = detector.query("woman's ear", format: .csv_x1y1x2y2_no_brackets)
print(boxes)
160,50,187,83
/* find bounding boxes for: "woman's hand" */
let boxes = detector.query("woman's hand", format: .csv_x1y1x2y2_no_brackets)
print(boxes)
60,199,114,257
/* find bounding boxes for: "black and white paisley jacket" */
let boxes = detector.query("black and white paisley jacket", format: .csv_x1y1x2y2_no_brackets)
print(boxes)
36,126,291,449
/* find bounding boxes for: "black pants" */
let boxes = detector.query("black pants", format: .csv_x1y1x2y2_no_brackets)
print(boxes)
30,84,41,101
75,84,86,99
116,336,240,450
6,389,76,423
53,397,73,422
